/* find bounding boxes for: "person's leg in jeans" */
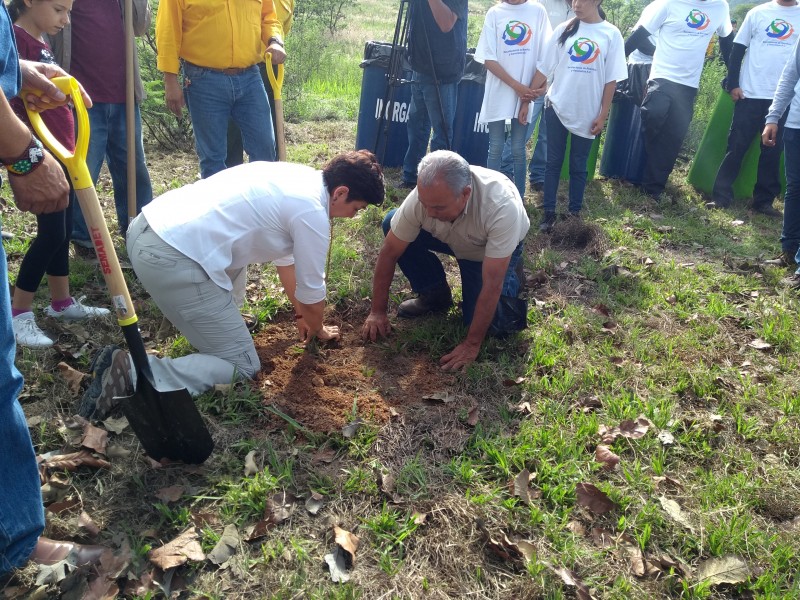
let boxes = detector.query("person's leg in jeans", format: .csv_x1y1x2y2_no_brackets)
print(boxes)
72,102,111,246
487,120,507,178
102,103,154,235
127,216,260,396
542,106,568,217
508,118,528,200
640,79,696,198
226,62,272,168
402,72,433,186
183,64,236,179
381,209,450,294
421,79,457,153
501,97,544,181
567,134,594,214
458,242,525,333
781,128,800,261
529,97,548,185
233,67,276,163
753,101,787,211
712,98,763,208
0,222,45,575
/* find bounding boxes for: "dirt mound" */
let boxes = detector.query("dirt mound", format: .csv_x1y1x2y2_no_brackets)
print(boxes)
253,316,455,432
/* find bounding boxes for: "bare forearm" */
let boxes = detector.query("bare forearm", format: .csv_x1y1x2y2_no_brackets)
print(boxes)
428,0,457,32
0,92,33,159
599,80,616,119
369,251,398,314
463,282,503,348
276,264,300,310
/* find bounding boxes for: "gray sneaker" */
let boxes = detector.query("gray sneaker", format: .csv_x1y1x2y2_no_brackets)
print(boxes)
78,345,132,419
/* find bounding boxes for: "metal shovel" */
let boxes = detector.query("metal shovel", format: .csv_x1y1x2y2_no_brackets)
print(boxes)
26,77,214,464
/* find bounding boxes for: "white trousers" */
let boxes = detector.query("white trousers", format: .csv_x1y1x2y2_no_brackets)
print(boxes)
126,215,260,396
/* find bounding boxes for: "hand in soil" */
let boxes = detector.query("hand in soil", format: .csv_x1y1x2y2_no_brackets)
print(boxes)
361,312,392,342
440,341,480,372
316,325,340,342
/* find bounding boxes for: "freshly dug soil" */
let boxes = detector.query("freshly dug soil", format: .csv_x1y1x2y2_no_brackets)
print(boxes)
253,315,455,432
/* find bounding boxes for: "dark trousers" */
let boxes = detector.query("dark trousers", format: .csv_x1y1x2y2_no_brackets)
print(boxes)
542,106,595,214
782,128,800,257
640,78,697,197
713,98,786,208
15,165,74,292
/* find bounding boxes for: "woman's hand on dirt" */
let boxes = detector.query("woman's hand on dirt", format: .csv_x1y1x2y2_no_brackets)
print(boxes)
316,325,340,342
361,312,392,342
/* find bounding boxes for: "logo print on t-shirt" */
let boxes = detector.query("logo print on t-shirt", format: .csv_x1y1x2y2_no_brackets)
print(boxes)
568,37,600,64
503,20,532,46
686,9,711,31
766,19,794,40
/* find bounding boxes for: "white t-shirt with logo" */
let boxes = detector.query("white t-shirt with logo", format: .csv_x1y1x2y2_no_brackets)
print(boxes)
640,0,733,88
629,0,660,66
736,1,800,99
475,1,551,123
539,0,574,28
539,20,628,139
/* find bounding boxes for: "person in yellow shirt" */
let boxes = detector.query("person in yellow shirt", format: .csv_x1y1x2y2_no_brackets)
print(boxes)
226,0,293,168
156,0,286,178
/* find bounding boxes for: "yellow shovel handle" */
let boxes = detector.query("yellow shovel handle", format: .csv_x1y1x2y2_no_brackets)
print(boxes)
24,76,92,190
264,53,285,101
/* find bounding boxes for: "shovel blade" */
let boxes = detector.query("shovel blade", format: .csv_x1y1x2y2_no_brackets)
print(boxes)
118,375,214,464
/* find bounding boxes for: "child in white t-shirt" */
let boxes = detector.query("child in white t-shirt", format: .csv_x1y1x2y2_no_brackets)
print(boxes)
475,0,551,199
525,0,627,231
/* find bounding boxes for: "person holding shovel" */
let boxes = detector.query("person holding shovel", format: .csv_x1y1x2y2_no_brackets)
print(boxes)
80,151,385,417
0,4,107,572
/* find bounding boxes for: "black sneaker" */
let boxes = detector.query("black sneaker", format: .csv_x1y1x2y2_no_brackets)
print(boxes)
752,203,782,218
78,345,132,419
397,286,453,318
539,212,556,233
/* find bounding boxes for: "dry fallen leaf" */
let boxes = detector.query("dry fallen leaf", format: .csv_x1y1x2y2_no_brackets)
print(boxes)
78,511,101,537
266,491,295,526
466,405,480,427
341,418,363,439
81,423,109,454
748,338,772,350
39,450,111,477
206,524,239,567
422,390,456,404
598,417,652,443
511,469,541,505
148,528,205,570
658,496,694,531
575,483,617,515
544,561,594,600
101,416,128,435
57,362,86,395
697,555,751,586
305,492,324,515
502,376,526,386
594,445,620,471
155,486,185,504
311,447,337,464
620,534,645,577
243,450,259,477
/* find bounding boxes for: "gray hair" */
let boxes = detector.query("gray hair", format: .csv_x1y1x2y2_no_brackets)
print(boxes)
417,150,471,195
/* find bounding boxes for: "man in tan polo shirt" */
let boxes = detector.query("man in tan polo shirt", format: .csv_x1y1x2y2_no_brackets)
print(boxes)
156,0,286,178
362,150,530,371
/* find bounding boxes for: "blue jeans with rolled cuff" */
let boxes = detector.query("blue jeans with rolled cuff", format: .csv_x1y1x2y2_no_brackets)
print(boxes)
542,106,594,214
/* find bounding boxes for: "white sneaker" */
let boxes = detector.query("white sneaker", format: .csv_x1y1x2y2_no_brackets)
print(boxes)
12,312,54,348
44,296,111,321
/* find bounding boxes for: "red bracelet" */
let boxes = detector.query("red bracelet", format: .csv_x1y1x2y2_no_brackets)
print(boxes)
295,314,303,320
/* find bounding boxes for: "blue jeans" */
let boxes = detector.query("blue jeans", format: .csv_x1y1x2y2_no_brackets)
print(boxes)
782,128,800,268
501,96,547,184
382,210,525,333
72,102,154,244
183,63,275,179
0,221,44,575
401,72,458,185
488,119,527,199
543,106,594,214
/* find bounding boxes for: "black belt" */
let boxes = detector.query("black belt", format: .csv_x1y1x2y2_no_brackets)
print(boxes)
183,61,255,76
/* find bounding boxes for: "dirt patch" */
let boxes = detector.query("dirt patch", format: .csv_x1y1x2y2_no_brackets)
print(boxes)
253,315,456,432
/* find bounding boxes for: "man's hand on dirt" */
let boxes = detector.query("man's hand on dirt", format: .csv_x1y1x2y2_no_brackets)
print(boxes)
316,325,340,342
439,341,480,372
361,312,392,342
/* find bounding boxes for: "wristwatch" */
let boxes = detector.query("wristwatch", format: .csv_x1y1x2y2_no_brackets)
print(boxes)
268,36,285,48
2,135,45,176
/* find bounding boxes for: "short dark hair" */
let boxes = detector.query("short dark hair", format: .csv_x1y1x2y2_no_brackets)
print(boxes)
322,150,385,206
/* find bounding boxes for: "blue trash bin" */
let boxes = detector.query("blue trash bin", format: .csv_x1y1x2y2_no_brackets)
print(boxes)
452,53,489,167
356,41,412,168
